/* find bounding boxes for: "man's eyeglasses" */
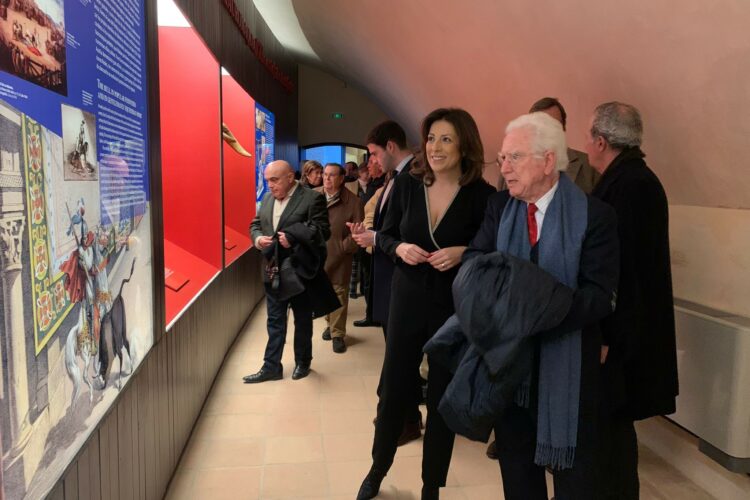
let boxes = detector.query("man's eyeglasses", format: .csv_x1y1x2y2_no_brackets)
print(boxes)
497,151,543,166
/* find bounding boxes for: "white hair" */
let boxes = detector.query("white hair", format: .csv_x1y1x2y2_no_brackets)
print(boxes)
505,112,568,172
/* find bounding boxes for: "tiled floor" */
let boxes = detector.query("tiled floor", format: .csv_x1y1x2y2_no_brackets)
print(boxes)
165,297,718,499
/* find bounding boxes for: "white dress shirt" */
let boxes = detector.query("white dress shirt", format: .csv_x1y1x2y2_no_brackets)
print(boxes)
273,181,299,231
373,154,414,245
530,181,559,240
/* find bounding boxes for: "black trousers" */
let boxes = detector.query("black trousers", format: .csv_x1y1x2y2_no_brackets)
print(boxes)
262,284,313,372
360,250,372,314
371,329,455,487
596,411,639,499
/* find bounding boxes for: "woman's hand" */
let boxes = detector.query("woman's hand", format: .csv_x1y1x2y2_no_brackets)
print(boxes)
427,246,466,272
396,243,431,265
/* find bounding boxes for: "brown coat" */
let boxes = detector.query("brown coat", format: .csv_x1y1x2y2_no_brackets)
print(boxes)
315,186,364,285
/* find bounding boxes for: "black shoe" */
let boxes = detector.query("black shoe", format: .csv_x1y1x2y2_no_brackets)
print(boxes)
353,318,381,327
486,440,498,459
322,327,331,341
291,363,311,380
356,469,385,500
243,368,282,384
332,337,347,353
421,485,439,500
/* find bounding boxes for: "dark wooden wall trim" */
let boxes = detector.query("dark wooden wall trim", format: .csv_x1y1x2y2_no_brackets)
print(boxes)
45,0,296,497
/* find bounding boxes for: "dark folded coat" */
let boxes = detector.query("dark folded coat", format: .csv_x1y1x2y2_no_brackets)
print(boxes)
424,252,574,441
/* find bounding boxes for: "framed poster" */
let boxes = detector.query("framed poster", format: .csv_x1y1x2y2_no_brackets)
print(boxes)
254,102,274,209
0,0,153,498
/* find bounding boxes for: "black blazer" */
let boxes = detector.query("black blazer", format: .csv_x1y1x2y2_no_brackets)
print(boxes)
250,183,330,255
464,188,619,414
592,148,677,419
370,158,413,325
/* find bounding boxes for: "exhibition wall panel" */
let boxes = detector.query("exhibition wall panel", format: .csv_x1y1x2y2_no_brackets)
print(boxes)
221,72,256,266
158,23,223,326
45,0,298,497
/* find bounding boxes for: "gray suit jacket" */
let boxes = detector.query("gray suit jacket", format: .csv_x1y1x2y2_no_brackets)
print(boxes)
496,148,600,194
250,183,330,249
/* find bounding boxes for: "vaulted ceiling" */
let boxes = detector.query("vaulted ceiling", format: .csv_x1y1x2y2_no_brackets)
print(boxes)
257,0,750,208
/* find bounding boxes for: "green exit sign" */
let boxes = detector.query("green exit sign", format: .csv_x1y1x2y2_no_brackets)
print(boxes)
331,112,344,119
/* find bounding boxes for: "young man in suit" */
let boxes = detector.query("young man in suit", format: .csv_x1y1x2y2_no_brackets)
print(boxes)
349,120,422,445
244,160,331,383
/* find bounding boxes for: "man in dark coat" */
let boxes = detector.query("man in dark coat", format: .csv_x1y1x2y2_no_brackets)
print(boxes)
245,160,336,383
465,112,619,500
315,163,363,354
586,102,678,499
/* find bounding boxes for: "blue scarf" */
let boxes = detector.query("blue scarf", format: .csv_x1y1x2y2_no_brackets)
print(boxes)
496,173,587,469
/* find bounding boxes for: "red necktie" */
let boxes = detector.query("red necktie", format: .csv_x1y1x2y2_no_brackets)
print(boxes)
527,203,538,247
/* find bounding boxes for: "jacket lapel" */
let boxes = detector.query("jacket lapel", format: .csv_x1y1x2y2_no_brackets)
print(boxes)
276,185,304,230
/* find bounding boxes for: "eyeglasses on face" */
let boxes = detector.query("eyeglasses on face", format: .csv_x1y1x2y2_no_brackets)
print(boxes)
496,151,544,166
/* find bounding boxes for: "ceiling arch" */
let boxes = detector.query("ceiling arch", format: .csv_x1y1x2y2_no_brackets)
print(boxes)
270,0,750,207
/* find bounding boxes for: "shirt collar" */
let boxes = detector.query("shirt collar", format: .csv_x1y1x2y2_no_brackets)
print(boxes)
282,181,298,202
530,180,559,215
394,154,414,175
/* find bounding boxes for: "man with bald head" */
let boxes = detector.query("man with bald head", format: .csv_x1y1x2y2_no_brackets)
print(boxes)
465,112,619,500
245,160,333,383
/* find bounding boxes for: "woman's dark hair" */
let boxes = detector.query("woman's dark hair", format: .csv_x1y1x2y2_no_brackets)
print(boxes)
411,108,485,186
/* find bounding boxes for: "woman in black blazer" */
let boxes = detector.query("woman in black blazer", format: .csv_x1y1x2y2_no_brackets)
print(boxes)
357,109,495,500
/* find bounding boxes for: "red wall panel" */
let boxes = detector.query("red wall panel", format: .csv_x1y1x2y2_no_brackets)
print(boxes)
158,26,222,269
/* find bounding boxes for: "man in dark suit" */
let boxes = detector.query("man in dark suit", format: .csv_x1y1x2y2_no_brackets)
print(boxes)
465,112,619,500
350,120,414,330
244,160,331,383
586,102,678,499
349,120,422,445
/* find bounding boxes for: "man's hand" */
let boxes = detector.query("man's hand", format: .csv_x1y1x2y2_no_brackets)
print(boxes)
278,232,291,249
347,222,375,248
256,236,273,250
396,243,430,265
600,345,609,364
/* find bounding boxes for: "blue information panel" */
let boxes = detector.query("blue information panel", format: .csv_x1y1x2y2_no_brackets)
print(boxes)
0,1,154,498
255,101,274,208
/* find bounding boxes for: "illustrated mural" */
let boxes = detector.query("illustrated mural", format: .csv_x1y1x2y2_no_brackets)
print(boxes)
0,0,152,498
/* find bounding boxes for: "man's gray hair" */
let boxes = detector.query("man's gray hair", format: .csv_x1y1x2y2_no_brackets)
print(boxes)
506,112,568,172
591,102,643,150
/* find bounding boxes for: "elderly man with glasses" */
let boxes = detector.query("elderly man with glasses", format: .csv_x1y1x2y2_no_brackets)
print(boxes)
462,112,619,500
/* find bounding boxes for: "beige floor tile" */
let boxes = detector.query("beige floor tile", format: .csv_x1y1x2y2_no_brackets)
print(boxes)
268,390,320,414
165,468,195,500
181,438,265,469
266,411,322,436
322,433,373,462
265,435,325,464
318,373,367,393
320,391,373,412
321,409,377,435
261,462,329,498
325,459,373,495
203,393,274,415
459,484,505,500
192,466,261,500
205,413,269,439
448,449,502,486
